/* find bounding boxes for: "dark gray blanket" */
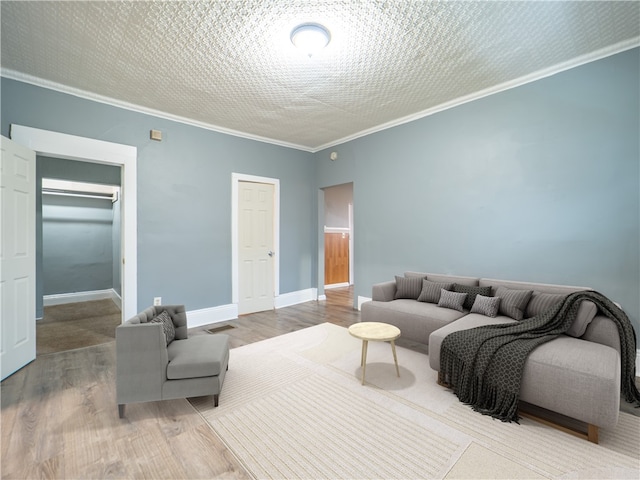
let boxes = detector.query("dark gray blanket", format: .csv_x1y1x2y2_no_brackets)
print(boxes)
439,290,640,422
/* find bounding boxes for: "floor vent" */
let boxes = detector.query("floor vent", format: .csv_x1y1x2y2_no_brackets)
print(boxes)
206,324,236,334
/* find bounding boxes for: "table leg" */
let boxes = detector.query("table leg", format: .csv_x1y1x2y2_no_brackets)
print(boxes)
390,340,400,377
361,340,368,385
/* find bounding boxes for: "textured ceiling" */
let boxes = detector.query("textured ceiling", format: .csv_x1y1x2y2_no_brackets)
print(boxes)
2,1,639,152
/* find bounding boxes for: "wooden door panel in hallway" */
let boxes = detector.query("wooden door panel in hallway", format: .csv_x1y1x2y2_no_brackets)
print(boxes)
324,232,349,285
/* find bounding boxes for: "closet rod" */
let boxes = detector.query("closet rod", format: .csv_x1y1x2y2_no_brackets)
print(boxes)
42,190,116,201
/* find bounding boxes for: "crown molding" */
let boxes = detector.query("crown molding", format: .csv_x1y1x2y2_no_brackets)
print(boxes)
3,37,638,155
0,69,315,153
312,38,640,153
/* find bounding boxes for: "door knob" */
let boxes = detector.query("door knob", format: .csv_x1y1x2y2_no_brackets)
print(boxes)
268,251,275,257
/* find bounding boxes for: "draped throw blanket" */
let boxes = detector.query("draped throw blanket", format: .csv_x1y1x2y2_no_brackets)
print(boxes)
439,290,640,422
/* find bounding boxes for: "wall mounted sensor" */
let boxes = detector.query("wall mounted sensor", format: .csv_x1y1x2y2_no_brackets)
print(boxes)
330,151,338,161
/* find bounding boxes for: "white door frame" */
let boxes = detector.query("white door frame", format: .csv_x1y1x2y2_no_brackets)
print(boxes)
231,173,279,306
10,125,138,320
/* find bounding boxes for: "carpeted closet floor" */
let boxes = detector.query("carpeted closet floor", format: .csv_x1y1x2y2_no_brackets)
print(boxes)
37,299,121,355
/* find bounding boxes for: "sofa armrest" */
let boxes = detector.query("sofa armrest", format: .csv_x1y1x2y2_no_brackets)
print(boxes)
372,280,397,302
116,322,169,404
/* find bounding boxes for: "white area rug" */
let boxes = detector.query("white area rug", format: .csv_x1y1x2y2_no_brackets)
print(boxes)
191,323,640,479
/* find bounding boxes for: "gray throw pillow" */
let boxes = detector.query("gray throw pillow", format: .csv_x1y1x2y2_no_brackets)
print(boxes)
417,280,454,303
495,286,533,320
566,300,598,337
526,292,566,318
394,275,424,300
438,289,467,312
470,294,501,317
453,284,492,311
150,310,176,345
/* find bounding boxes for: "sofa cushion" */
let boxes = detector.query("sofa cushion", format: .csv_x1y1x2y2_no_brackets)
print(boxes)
519,336,620,428
479,278,589,297
438,289,467,312
167,334,229,380
150,310,176,346
394,275,424,299
429,313,516,371
495,286,533,320
426,273,479,286
525,292,566,318
361,299,467,346
566,300,598,337
453,284,492,311
523,292,597,337
417,280,453,303
470,294,501,317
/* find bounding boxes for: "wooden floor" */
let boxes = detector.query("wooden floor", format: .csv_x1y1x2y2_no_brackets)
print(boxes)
1,287,361,480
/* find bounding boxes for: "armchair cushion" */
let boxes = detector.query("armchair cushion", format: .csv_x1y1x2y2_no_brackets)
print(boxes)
167,334,229,380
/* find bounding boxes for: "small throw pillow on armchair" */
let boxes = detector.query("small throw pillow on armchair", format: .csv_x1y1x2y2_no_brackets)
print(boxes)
150,310,176,345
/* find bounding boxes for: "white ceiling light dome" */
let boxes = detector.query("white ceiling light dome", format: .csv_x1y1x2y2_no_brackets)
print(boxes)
290,22,331,56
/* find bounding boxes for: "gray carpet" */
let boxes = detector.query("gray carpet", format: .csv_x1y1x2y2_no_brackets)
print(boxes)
37,299,121,355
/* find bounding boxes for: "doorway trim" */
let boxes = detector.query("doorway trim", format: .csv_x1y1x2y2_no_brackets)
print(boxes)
10,124,138,320
231,173,280,306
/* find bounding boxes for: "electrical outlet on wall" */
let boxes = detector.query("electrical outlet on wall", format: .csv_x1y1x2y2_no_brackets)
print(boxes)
154,297,162,306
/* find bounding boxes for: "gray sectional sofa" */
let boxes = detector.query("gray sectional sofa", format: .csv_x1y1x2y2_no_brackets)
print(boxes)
361,271,626,442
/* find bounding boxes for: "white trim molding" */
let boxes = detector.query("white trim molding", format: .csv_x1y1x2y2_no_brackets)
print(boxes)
187,304,239,329
357,296,371,311
43,289,120,307
1,69,313,153
10,125,137,321
275,289,317,309
637,350,640,378
186,288,318,328
325,282,350,290
4,38,638,154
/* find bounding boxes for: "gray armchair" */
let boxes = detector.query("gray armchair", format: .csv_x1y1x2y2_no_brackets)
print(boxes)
116,305,229,418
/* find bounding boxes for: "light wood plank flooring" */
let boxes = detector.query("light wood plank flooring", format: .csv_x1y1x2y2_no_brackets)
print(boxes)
1,287,361,479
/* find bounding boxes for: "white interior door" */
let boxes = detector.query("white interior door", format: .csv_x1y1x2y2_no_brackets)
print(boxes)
238,181,275,315
1,136,36,380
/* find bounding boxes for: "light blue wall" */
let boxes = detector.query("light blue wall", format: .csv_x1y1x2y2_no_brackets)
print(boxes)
2,78,316,312
316,48,640,333
42,195,114,295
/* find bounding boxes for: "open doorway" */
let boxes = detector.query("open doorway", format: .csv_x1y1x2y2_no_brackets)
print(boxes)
10,124,138,322
322,182,354,306
37,171,123,354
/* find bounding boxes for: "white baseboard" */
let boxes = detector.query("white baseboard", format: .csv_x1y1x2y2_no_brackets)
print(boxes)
44,289,118,307
111,289,122,309
318,294,327,301
325,282,350,290
275,288,317,309
187,304,239,329
357,296,371,311
185,288,321,329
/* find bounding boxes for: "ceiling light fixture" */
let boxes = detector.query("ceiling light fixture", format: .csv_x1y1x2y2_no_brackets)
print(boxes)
290,23,331,56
